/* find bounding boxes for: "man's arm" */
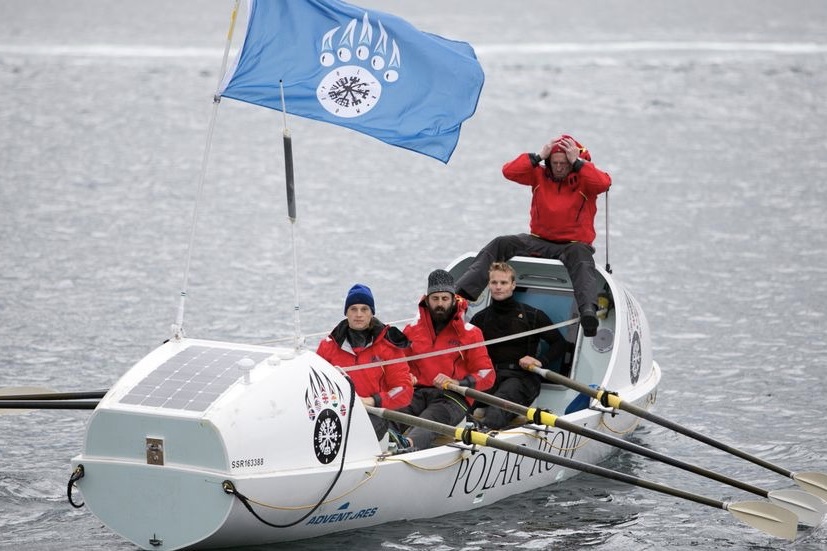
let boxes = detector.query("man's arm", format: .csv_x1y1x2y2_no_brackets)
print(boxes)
502,153,540,187
575,162,612,195
459,330,496,392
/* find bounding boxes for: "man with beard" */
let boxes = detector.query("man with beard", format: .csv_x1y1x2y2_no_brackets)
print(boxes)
454,135,611,337
395,269,495,452
470,262,568,429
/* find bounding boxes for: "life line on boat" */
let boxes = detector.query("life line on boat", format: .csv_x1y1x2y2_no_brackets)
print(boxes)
67,464,85,508
222,379,357,529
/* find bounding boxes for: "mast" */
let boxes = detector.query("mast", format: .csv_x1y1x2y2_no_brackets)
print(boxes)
171,0,241,340
279,80,303,350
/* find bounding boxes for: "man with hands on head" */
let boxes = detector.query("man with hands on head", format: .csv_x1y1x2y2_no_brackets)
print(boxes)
454,134,612,337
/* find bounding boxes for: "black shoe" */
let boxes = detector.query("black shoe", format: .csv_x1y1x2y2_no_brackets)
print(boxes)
580,308,598,337
393,441,419,455
456,288,475,301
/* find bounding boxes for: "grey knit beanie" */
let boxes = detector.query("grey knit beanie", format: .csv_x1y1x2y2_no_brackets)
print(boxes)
426,269,455,295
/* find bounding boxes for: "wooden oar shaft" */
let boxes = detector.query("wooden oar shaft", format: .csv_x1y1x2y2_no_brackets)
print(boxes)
367,405,724,510
448,384,771,498
0,390,108,401
0,400,99,409
527,366,794,479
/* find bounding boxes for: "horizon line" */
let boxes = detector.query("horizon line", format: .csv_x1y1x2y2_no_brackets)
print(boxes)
0,41,825,59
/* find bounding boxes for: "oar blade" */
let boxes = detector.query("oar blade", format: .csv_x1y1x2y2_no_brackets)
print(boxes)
727,500,798,541
793,472,827,502
768,489,826,527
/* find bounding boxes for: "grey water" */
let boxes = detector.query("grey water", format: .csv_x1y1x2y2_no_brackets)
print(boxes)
1,0,826,549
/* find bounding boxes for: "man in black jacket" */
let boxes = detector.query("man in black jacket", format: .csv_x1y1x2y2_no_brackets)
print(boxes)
470,262,568,429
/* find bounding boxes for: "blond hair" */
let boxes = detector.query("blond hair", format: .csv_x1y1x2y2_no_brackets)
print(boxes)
488,261,516,282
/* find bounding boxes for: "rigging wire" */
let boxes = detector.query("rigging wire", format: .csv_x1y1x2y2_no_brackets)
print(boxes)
171,0,241,340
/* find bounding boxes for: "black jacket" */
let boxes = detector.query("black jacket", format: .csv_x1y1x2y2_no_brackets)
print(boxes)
470,296,567,370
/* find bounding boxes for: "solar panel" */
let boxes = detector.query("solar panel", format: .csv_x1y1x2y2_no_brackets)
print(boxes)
118,345,272,412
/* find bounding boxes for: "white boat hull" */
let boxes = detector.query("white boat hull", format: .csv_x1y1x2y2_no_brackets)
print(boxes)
71,258,660,550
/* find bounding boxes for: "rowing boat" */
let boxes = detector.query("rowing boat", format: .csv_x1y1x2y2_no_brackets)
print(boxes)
68,253,660,550
57,1,825,547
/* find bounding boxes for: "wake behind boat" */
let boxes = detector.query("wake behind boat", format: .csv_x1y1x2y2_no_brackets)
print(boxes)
68,254,661,550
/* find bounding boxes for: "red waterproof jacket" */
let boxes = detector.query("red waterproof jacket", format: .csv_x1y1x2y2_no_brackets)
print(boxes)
316,319,413,410
403,297,495,405
502,153,612,244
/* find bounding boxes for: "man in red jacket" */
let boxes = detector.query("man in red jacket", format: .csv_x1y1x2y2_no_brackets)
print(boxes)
455,135,611,337
397,269,495,451
316,283,413,440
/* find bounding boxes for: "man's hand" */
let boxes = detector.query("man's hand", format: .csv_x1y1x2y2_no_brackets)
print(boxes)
558,136,580,164
432,373,458,388
519,355,541,369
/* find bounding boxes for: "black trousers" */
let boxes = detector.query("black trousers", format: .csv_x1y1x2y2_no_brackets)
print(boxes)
396,387,467,449
368,413,389,440
455,233,599,314
479,370,542,429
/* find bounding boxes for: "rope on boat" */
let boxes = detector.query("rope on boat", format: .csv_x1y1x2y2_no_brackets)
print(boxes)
380,448,470,470
596,387,657,436
222,378,356,528
222,463,380,512
521,426,592,454
258,315,417,347
599,414,641,436
67,465,85,508
339,316,580,373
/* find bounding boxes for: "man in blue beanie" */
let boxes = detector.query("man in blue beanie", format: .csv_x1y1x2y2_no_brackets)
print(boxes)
317,283,412,441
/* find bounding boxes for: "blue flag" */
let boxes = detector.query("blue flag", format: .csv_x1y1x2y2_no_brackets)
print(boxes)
218,0,484,163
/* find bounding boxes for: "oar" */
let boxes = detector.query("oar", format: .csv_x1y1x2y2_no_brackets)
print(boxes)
0,387,101,413
0,400,99,410
526,365,827,502
448,383,825,526
366,405,798,541
0,388,108,401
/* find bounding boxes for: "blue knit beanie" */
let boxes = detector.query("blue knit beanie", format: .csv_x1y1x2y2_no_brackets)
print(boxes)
344,283,375,315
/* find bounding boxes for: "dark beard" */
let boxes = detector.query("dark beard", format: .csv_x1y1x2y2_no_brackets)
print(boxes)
429,304,455,333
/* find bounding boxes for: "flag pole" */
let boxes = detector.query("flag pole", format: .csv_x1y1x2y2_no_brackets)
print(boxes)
279,80,303,350
171,0,241,340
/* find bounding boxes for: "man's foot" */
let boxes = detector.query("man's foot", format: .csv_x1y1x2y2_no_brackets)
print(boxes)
456,288,475,301
393,436,418,455
580,308,598,337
